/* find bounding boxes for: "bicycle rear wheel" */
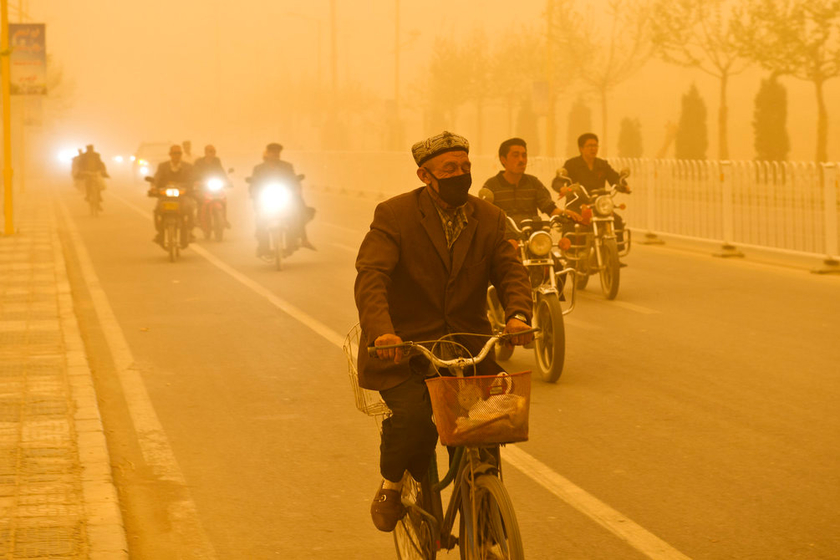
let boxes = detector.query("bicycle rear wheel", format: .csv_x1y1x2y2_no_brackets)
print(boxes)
460,474,523,560
394,475,437,560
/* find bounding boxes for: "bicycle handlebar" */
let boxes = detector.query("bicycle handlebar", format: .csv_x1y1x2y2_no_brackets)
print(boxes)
367,328,541,368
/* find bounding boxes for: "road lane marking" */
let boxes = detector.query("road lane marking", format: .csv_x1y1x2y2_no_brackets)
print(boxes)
504,446,692,560
320,221,366,237
328,242,359,254
58,201,218,560
108,192,345,348
579,292,660,315
109,191,689,560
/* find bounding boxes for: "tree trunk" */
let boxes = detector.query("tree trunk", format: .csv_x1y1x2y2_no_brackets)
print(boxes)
718,73,729,160
600,88,608,157
815,79,828,162
507,96,514,136
476,100,484,155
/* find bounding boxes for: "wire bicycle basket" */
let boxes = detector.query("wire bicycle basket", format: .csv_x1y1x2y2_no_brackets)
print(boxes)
343,323,391,418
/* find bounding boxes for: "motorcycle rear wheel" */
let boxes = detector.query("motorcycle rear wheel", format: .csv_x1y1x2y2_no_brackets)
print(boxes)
599,239,620,300
533,294,565,383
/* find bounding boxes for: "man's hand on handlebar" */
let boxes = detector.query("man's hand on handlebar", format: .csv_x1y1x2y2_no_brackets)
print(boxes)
503,318,533,347
374,333,404,363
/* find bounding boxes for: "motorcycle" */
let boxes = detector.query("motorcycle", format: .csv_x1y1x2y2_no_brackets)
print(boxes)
79,170,105,217
555,168,631,300
479,188,578,383
146,177,190,262
247,173,306,270
197,176,231,242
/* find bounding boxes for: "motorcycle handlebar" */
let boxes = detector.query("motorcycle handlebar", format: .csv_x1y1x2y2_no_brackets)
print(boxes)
506,214,566,236
366,328,541,367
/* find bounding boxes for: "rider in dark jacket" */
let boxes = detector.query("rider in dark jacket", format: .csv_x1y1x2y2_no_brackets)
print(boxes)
249,143,315,256
150,145,195,247
556,133,629,246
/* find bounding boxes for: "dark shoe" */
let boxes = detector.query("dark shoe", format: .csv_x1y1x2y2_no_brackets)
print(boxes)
300,239,317,251
619,261,628,268
370,483,404,532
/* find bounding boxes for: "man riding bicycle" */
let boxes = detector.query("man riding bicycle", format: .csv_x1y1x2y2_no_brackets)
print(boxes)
354,130,534,532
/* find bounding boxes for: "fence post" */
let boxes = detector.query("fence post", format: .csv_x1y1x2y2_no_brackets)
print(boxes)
641,158,664,244
714,160,744,257
812,162,840,274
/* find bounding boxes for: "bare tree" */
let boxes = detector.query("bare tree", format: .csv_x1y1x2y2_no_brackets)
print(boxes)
552,0,652,156
733,0,840,162
651,0,750,160
489,26,545,137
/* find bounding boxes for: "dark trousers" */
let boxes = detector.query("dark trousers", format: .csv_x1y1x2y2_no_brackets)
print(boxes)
379,359,439,483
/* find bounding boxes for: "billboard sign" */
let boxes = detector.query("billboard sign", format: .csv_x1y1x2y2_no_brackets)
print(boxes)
9,23,46,95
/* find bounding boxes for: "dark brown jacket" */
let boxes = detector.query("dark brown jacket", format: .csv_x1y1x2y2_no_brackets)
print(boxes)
354,186,532,391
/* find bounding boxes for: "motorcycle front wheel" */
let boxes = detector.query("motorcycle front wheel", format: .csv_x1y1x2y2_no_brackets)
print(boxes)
213,207,225,241
273,229,283,271
599,239,620,300
486,287,514,361
166,223,178,262
533,294,566,383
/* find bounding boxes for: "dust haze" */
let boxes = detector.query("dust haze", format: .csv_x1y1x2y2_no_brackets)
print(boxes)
27,0,840,163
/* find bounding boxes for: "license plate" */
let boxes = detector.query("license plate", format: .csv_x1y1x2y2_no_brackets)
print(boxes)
162,202,180,211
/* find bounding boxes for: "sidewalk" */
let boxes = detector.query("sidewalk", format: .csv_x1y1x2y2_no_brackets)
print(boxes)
1,191,128,559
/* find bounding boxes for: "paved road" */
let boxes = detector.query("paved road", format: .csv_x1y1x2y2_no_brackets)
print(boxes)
55,177,840,559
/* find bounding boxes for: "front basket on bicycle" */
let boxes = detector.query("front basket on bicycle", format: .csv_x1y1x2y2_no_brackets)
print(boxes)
425,372,531,447
343,323,391,417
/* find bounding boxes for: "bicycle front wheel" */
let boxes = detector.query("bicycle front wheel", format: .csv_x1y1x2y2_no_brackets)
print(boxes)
460,474,523,560
394,475,437,560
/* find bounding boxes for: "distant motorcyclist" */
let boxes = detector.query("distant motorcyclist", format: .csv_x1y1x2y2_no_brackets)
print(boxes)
181,140,196,164
556,132,630,239
249,142,315,257
76,144,109,209
150,145,195,247
192,144,230,220
482,138,566,241
71,148,83,191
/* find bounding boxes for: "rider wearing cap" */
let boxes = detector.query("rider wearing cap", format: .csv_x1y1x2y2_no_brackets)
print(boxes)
354,130,534,532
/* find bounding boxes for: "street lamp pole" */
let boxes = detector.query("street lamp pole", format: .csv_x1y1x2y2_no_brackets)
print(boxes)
394,0,399,114
1,0,13,235
330,0,337,101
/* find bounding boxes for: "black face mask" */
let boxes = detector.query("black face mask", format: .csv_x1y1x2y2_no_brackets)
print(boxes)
426,170,472,207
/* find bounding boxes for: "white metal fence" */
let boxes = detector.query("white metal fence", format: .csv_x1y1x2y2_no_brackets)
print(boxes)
289,151,840,264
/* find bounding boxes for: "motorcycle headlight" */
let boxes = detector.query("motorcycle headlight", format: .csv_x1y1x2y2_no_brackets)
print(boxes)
207,178,224,192
139,166,149,176
527,231,553,257
594,195,614,216
164,188,181,197
260,184,292,214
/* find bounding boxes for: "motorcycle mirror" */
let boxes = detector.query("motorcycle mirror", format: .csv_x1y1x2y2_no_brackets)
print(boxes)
144,176,154,183
228,168,235,174
558,167,570,180
620,168,631,178
245,177,252,184
478,187,494,203
297,173,306,181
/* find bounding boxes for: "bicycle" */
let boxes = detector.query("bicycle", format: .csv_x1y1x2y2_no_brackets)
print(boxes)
344,325,537,559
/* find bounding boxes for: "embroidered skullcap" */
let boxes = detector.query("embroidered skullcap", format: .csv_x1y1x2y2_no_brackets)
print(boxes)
411,131,469,167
